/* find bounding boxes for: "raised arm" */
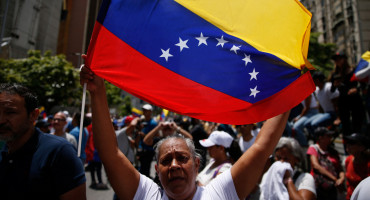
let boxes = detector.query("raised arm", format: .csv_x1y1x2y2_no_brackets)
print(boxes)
143,122,162,146
80,65,139,200
231,111,290,199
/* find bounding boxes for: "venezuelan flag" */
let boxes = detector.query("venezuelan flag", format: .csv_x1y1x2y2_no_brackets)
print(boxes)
351,51,370,83
160,109,169,121
86,0,315,124
131,107,143,116
39,106,47,119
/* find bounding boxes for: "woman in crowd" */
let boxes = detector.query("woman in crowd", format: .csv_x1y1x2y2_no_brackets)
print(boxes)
307,127,345,200
80,64,290,200
197,131,242,186
344,133,370,200
259,137,316,200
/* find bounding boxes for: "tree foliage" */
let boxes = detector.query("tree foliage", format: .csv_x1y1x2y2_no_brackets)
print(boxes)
0,50,81,111
119,95,132,117
105,81,133,116
307,32,337,77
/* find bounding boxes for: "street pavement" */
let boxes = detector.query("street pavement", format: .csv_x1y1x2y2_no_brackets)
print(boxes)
85,161,157,200
85,168,114,200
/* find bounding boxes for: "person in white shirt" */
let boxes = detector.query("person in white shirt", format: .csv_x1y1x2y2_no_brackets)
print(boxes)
291,94,319,146
51,111,77,148
197,131,241,186
351,176,370,200
305,71,340,136
236,124,260,152
260,137,316,200
80,64,291,200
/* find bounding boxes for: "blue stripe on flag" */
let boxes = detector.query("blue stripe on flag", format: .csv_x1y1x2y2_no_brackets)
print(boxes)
97,0,301,104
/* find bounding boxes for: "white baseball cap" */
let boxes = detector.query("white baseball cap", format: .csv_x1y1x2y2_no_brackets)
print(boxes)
199,131,234,148
142,104,153,111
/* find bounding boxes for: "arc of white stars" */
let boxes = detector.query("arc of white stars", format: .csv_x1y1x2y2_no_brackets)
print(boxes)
230,45,241,54
216,35,228,48
249,86,260,98
249,68,259,81
175,37,189,52
195,32,208,46
160,48,173,62
242,54,252,66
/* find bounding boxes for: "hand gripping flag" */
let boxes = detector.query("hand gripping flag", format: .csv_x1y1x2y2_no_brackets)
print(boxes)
86,0,315,125
351,51,370,83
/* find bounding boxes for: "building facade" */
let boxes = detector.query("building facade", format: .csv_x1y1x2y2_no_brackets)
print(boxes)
0,0,62,58
301,0,370,65
57,0,103,67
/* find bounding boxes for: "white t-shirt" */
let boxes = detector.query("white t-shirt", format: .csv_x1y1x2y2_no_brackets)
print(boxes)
259,163,316,200
51,132,77,149
116,127,135,163
301,94,318,109
351,176,370,200
239,128,260,152
294,172,316,196
196,159,232,186
314,82,339,112
134,169,239,200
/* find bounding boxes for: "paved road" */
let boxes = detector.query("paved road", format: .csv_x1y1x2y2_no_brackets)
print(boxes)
86,167,114,200
85,161,157,200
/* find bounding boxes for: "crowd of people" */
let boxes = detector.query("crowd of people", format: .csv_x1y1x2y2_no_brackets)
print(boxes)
0,51,370,199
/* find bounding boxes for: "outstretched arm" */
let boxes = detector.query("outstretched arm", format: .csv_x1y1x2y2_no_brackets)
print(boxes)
80,65,139,200
231,111,290,199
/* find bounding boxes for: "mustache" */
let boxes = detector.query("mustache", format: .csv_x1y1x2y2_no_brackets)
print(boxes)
0,124,12,131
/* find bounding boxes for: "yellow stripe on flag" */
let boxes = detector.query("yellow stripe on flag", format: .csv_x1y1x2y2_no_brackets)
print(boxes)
131,107,143,115
175,0,312,70
163,109,169,117
362,51,370,62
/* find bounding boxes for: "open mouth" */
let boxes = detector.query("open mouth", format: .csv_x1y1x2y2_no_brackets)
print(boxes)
169,177,185,183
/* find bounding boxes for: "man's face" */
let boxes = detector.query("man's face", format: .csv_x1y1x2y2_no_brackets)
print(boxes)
0,93,37,142
52,113,67,131
142,109,152,120
346,142,366,155
155,138,199,199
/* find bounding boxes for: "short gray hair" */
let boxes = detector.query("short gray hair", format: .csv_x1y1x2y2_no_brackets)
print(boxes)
154,134,201,163
274,137,306,169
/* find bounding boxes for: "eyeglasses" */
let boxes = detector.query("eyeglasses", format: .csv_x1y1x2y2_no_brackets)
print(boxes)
53,118,66,122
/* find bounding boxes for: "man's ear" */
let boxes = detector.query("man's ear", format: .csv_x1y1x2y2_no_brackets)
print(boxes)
29,108,39,122
194,157,200,172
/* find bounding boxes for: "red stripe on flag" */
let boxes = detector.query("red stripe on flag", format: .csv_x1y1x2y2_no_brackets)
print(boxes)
86,22,315,124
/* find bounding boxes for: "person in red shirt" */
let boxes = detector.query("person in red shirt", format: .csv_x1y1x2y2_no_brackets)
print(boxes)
344,133,370,200
306,127,345,200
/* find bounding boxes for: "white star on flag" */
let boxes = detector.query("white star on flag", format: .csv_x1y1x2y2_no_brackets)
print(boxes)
242,54,252,66
216,35,228,48
249,68,259,81
196,32,208,46
160,48,173,62
250,86,260,98
175,37,189,52
230,45,241,54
